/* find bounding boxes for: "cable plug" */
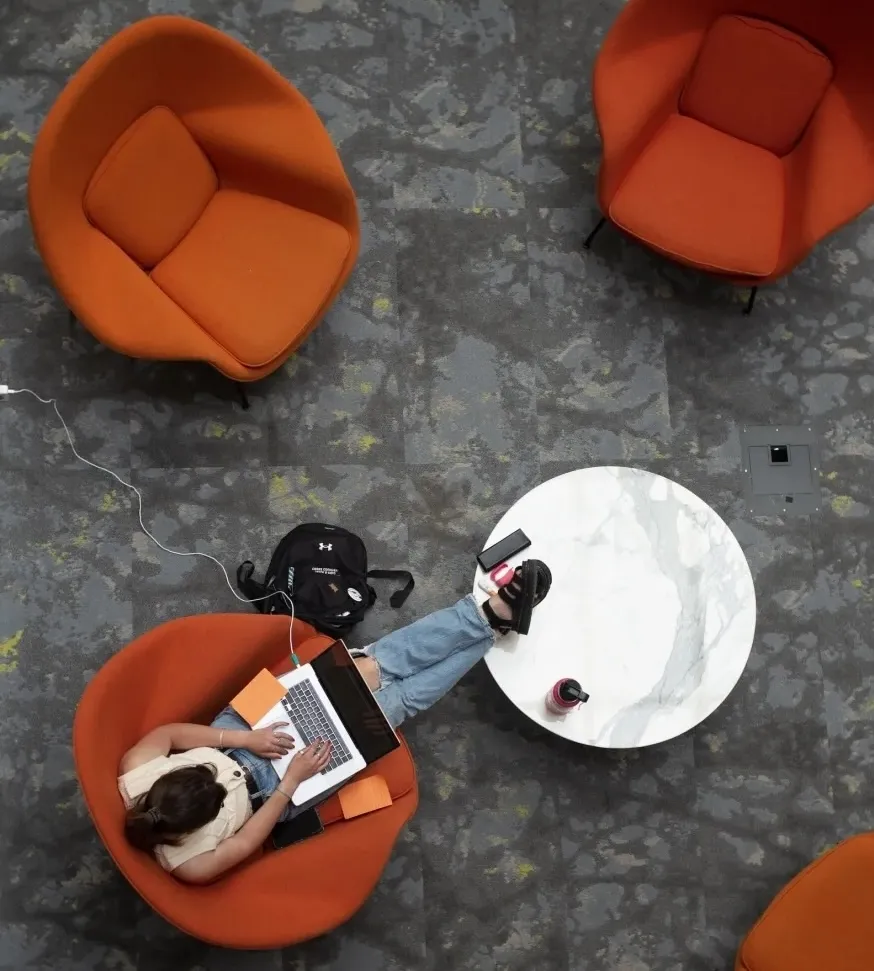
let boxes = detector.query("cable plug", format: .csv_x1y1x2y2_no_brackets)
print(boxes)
0,384,10,400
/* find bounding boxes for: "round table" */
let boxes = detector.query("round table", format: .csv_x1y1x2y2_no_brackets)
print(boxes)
475,467,756,748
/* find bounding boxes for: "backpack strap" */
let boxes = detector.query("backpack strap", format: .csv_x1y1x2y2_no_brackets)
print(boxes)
367,569,415,608
236,560,268,613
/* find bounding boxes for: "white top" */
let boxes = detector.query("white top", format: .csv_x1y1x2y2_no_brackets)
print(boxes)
118,747,252,870
476,467,756,747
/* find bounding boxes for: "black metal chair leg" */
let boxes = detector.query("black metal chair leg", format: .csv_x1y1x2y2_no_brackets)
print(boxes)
583,216,607,250
234,382,250,410
742,286,758,316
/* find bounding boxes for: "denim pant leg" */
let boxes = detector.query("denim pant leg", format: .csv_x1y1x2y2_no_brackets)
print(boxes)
370,595,495,727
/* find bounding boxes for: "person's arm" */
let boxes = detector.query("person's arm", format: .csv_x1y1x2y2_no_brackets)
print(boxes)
173,740,333,885
119,722,295,775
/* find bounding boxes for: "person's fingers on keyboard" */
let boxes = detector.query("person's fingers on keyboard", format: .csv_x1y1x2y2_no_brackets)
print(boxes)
272,732,295,750
314,740,333,772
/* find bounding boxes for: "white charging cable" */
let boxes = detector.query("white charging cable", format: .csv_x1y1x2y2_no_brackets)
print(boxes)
2,386,298,655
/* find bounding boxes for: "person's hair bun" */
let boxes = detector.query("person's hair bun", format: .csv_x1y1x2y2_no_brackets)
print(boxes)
125,804,164,852
124,763,226,853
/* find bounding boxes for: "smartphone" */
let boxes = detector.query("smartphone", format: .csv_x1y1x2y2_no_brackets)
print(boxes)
271,808,324,849
477,529,531,572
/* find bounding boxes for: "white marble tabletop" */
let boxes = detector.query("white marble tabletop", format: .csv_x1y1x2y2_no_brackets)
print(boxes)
476,467,756,748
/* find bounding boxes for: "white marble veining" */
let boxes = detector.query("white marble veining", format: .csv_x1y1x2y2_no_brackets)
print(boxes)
476,467,756,748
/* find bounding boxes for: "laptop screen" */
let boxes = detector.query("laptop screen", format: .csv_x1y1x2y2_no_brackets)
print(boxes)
311,641,399,765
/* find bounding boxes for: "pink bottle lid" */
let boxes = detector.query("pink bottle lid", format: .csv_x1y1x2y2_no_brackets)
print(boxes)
545,679,589,715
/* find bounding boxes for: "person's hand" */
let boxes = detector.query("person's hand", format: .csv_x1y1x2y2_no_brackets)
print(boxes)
283,739,332,785
245,722,296,760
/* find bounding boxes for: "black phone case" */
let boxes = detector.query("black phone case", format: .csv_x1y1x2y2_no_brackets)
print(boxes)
477,529,531,571
271,808,324,849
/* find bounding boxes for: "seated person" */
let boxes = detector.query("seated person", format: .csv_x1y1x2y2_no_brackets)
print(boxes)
118,561,551,883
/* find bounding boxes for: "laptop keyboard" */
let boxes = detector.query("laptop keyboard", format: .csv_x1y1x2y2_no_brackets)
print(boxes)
281,680,353,774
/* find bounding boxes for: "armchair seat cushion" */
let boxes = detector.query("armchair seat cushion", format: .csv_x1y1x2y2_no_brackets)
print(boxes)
609,113,784,278
151,189,353,369
85,106,218,268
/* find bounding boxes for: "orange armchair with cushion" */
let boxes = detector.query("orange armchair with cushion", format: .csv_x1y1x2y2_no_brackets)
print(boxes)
29,16,359,383
73,615,417,948
736,833,874,971
589,0,874,302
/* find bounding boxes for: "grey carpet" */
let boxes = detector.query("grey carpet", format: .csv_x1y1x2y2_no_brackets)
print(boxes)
1,1,873,969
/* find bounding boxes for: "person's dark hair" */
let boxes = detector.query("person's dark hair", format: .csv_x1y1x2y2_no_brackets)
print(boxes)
125,764,227,852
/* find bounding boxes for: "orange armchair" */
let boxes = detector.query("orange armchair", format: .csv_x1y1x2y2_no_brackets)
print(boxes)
736,834,874,971
28,16,359,383
589,0,874,304
73,614,417,948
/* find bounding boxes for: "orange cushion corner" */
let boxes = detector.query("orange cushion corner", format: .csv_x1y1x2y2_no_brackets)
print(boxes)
680,14,833,157
85,106,218,268
740,835,874,971
609,113,784,278
151,189,352,369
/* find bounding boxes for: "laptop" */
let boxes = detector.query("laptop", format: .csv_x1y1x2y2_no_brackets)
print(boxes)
252,640,399,806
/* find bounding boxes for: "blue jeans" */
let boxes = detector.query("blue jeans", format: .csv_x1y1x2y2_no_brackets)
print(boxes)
366,594,495,726
211,595,494,816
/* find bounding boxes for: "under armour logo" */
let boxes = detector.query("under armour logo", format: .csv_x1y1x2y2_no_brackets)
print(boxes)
319,543,333,551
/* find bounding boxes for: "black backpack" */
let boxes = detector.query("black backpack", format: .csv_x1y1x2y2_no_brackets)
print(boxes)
236,523,414,636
